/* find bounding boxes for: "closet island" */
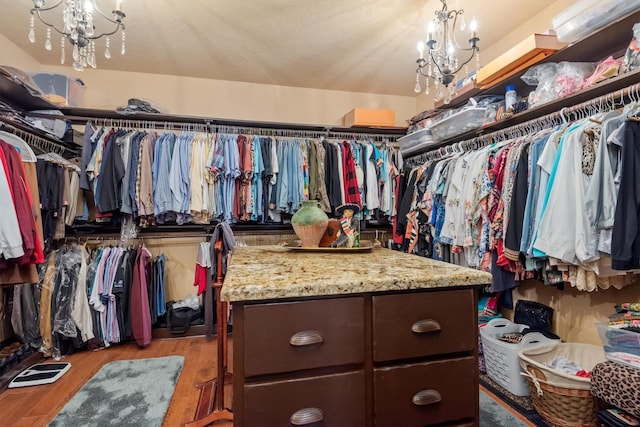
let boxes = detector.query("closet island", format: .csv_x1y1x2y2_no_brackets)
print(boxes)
222,245,492,427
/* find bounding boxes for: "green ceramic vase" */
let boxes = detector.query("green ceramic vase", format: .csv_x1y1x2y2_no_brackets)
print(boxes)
291,200,329,248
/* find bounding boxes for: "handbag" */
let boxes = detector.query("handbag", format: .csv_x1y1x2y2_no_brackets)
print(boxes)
514,300,554,334
166,301,202,334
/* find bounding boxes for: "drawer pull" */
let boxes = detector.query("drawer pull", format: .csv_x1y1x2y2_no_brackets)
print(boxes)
412,389,442,406
289,330,324,347
290,407,324,425
411,319,441,334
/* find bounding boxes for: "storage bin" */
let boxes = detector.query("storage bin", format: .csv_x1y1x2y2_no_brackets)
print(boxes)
552,0,640,44
429,107,486,141
518,343,606,427
596,323,640,370
480,318,559,396
29,72,85,107
397,128,436,156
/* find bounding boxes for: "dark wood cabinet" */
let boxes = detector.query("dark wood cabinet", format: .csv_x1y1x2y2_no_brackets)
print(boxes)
232,287,479,427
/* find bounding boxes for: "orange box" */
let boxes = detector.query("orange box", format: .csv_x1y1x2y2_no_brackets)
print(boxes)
344,108,395,127
476,34,566,87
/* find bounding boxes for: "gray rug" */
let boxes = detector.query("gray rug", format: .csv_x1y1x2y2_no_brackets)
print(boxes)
48,355,184,427
481,389,529,427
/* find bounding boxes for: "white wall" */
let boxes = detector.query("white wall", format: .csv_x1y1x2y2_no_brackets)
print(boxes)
0,28,417,129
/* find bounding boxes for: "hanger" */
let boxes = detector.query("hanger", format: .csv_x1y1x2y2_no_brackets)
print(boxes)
0,130,38,162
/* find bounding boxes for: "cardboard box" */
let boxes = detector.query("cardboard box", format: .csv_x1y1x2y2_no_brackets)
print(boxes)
476,34,566,87
344,108,395,127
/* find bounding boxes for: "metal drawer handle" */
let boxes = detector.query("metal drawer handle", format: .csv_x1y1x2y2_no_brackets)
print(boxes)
289,330,324,347
412,389,442,406
290,407,324,425
411,319,441,334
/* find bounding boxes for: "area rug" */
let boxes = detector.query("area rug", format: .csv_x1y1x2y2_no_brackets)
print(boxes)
480,372,550,426
480,388,530,426
48,355,184,427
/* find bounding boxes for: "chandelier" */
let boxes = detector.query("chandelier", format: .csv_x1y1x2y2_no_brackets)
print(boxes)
28,0,126,71
414,0,480,104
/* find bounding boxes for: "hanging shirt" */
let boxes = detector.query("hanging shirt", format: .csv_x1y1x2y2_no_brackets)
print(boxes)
153,132,176,224
534,121,593,264
0,148,24,260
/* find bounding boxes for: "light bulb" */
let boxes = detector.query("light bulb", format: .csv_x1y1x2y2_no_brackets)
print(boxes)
470,18,478,35
417,41,424,59
469,18,478,32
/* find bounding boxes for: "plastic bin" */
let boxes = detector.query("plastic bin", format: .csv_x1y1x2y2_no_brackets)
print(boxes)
29,72,85,107
480,318,560,396
519,343,606,427
429,107,486,141
552,0,640,44
596,323,640,370
397,128,436,156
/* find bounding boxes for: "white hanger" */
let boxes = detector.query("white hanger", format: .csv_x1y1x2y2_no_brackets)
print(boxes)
0,130,37,162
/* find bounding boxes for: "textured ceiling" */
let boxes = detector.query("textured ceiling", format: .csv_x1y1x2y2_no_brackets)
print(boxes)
0,0,556,96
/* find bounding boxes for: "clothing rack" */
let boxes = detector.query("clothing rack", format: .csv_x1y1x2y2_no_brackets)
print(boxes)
403,81,640,168
23,110,404,142
0,116,75,156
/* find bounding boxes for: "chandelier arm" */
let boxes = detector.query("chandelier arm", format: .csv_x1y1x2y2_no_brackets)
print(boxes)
448,48,478,76
88,22,125,40
450,10,463,48
32,9,67,36
31,0,64,13
417,67,430,78
91,4,125,25
428,48,447,77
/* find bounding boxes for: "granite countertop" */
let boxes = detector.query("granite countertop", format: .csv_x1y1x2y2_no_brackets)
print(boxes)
221,245,492,302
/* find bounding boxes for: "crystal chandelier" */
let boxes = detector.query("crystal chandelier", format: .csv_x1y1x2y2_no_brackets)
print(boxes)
414,0,480,104
28,0,126,71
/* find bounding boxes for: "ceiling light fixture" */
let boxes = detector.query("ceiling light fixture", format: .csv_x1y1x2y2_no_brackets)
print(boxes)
28,0,126,71
414,0,479,104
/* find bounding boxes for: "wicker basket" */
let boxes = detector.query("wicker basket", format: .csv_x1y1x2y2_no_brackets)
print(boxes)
518,343,606,427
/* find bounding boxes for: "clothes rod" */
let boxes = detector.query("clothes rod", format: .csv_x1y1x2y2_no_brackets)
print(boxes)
0,116,77,155
60,233,215,243
24,110,406,138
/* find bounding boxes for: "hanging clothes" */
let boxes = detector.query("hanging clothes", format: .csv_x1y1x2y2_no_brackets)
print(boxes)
397,104,640,292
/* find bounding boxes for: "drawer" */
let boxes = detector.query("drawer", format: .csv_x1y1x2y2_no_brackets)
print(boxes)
244,370,366,426
243,297,365,376
372,289,476,362
373,356,477,427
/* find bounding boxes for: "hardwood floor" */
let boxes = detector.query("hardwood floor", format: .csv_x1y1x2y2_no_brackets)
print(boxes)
0,336,234,427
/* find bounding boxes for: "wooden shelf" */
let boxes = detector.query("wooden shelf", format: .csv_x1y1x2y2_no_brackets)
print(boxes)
421,67,640,152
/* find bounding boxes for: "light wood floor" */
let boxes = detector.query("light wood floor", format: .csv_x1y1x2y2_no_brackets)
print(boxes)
0,336,233,427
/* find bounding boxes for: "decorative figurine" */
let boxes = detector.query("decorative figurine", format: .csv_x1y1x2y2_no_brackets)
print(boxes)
330,203,361,248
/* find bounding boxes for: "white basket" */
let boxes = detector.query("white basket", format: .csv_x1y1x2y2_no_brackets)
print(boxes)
480,318,560,396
